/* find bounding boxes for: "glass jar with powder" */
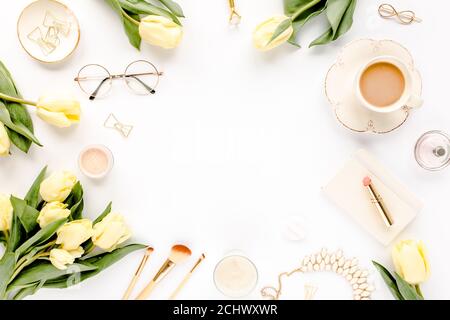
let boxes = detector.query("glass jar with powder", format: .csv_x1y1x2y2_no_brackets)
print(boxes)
78,144,114,179
213,253,258,298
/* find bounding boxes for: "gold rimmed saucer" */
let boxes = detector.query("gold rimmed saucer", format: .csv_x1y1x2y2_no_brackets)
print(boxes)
325,39,422,134
17,0,80,63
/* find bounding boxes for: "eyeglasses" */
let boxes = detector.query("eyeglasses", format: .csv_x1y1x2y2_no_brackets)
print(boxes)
378,4,422,25
74,60,163,100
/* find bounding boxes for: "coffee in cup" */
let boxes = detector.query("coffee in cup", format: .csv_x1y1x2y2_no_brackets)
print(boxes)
355,56,422,113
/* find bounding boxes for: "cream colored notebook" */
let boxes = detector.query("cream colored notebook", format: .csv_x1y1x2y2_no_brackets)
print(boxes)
323,149,422,246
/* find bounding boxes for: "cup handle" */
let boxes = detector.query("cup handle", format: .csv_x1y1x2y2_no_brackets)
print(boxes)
406,94,423,109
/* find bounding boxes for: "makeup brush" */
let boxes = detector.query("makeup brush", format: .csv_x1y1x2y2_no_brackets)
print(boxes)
136,244,192,300
362,176,394,227
122,246,154,300
169,253,205,300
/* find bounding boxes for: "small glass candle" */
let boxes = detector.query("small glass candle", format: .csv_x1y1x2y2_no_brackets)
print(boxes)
78,144,114,179
414,130,450,171
213,254,258,298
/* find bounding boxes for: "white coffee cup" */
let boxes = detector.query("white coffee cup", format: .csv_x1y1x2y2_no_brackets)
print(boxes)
355,56,422,113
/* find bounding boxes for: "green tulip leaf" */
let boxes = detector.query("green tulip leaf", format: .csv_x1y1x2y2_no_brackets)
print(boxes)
0,61,40,153
0,253,16,299
118,0,181,25
394,272,424,300
44,244,146,289
287,0,327,46
94,202,112,225
267,18,292,46
65,182,84,220
105,0,142,50
6,212,24,253
10,196,39,234
158,0,184,17
14,218,67,260
11,281,44,300
372,261,404,300
309,0,357,47
24,166,47,209
0,102,41,150
8,261,97,290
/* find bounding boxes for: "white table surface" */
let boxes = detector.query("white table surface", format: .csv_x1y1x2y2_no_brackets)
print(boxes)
0,0,447,300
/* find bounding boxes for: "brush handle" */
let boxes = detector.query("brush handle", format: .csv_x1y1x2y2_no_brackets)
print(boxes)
136,280,156,300
169,274,191,300
122,276,139,300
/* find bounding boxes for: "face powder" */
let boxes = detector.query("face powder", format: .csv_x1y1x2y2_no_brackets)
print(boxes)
214,255,258,298
78,145,113,179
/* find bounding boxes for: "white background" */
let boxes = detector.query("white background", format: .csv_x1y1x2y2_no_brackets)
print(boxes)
0,0,447,300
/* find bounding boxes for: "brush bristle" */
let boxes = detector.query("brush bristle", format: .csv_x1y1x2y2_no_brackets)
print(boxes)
170,245,192,264
145,247,154,255
362,176,371,187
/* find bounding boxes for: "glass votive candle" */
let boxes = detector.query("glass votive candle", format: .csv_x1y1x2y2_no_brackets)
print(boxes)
414,130,450,171
213,254,258,298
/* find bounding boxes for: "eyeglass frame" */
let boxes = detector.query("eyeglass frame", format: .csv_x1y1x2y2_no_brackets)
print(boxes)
74,60,164,100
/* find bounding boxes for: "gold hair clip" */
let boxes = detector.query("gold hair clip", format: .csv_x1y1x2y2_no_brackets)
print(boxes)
228,0,241,25
104,113,134,138
27,11,71,56
378,4,422,25
304,283,318,300
43,11,71,36
27,27,58,56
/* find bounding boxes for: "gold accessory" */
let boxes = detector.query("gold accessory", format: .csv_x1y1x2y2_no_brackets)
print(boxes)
122,247,154,300
136,245,192,300
43,11,71,36
261,248,374,300
169,253,205,300
27,27,58,56
18,1,80,63
104,113,134,138
378,4,422,25
304,283,318,300
228,0,241,25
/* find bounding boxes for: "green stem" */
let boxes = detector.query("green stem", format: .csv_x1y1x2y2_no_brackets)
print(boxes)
415,285,424,298
291,0,322,21
119,6,140,26
0,92,36,107
3,230,9,242
9,252,50,282
84,243,95,256
15,240,56,268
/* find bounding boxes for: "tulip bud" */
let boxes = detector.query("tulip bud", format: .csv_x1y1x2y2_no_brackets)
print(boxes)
0,194,12,231
253,15,293,51
392,240,430,285
37,202,71,228
0,122,10,156
49,247,84,270
36,94,81,128
40,171,77,203
92,213,131,252
139,15,183,49
56,219,93,251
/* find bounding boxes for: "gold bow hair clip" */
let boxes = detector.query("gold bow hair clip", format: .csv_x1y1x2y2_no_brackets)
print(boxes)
378,4,422,25
104,113,134,138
